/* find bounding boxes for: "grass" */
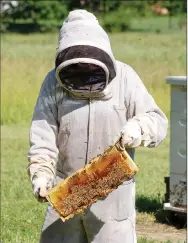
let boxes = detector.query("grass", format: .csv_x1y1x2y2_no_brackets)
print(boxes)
1,18,186,125
2,126,185,242
138,238,172,243
1,126,171,243
1,15,186,243
130,15,186,34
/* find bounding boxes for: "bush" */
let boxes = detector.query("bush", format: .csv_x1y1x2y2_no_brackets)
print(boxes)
1,1,68,33
1,0,186,33
99,9,131,33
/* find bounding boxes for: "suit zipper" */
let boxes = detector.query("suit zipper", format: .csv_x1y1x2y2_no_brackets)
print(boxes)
85,98,91,164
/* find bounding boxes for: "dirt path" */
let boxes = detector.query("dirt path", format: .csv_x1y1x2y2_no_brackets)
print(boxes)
136,223,186,242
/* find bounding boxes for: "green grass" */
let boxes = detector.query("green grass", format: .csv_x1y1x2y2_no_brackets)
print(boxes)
130,15,186,34
1,125,171,243
1,18,186,242
1,25,186,125
138,238,172,243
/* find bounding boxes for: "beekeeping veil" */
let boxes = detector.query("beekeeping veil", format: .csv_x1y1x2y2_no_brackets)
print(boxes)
55,9,117,99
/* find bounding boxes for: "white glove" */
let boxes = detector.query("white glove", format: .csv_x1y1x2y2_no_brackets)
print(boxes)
120,120,142,148
32,176,54,203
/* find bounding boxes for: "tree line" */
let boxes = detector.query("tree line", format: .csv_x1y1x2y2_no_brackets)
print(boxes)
1,0,186,33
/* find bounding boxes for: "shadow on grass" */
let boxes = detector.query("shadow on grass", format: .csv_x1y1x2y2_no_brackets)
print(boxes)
136,195,162,213
136,195,187,229
128,28,165,34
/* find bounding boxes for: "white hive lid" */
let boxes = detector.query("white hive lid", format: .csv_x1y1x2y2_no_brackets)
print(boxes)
166,76,187,86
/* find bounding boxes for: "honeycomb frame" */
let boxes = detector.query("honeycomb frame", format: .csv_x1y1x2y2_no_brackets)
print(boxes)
46,142,139,222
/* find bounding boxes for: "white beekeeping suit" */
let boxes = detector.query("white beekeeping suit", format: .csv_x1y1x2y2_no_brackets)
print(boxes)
27,9,168,243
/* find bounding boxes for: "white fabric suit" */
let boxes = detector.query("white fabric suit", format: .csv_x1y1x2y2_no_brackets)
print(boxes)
27,10,168,243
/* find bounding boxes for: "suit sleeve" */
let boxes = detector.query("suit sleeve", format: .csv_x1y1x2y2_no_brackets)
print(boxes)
125,65,168,147
27,71,59,181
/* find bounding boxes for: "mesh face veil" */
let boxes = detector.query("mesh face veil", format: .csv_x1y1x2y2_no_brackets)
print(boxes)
55,46,116,94
57,63,107,93
55,10,117,98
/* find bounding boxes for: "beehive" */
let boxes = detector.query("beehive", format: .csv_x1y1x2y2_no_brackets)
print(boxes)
46,142,139,221
164,76,187,213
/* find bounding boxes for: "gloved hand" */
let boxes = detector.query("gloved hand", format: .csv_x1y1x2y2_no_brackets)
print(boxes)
120,120,142,149
32,176,54,203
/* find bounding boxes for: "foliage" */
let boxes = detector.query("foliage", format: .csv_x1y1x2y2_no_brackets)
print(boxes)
97,1,152,32
98,9,131,33
1,0,68,33
1,0,186,33
159,0,187,15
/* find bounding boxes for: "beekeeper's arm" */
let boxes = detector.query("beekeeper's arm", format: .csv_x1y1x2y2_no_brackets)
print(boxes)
27,71,59,202
120,65,168,148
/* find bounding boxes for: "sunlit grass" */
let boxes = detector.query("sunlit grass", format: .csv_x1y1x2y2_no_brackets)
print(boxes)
1,16,186,242
1,30,186,125
2,126,185,242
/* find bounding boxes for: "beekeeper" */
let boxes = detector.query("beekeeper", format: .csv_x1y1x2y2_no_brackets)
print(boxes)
27,9,168,243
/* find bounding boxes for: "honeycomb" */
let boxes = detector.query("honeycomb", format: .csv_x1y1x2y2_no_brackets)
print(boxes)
46,142,139,222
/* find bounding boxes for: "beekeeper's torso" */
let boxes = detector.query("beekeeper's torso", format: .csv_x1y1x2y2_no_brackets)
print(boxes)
46,61,134,178
28,10,167,180
50,10,132,177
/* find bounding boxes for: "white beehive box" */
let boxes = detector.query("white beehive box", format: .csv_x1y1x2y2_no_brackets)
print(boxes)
164,76,187,213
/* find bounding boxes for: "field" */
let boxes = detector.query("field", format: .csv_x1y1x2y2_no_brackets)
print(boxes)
1,16,186,243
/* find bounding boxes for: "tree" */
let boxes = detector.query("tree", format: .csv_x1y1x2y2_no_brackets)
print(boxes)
1,0,68,33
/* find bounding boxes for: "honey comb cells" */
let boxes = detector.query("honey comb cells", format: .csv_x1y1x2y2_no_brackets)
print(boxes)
46,143,139,221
